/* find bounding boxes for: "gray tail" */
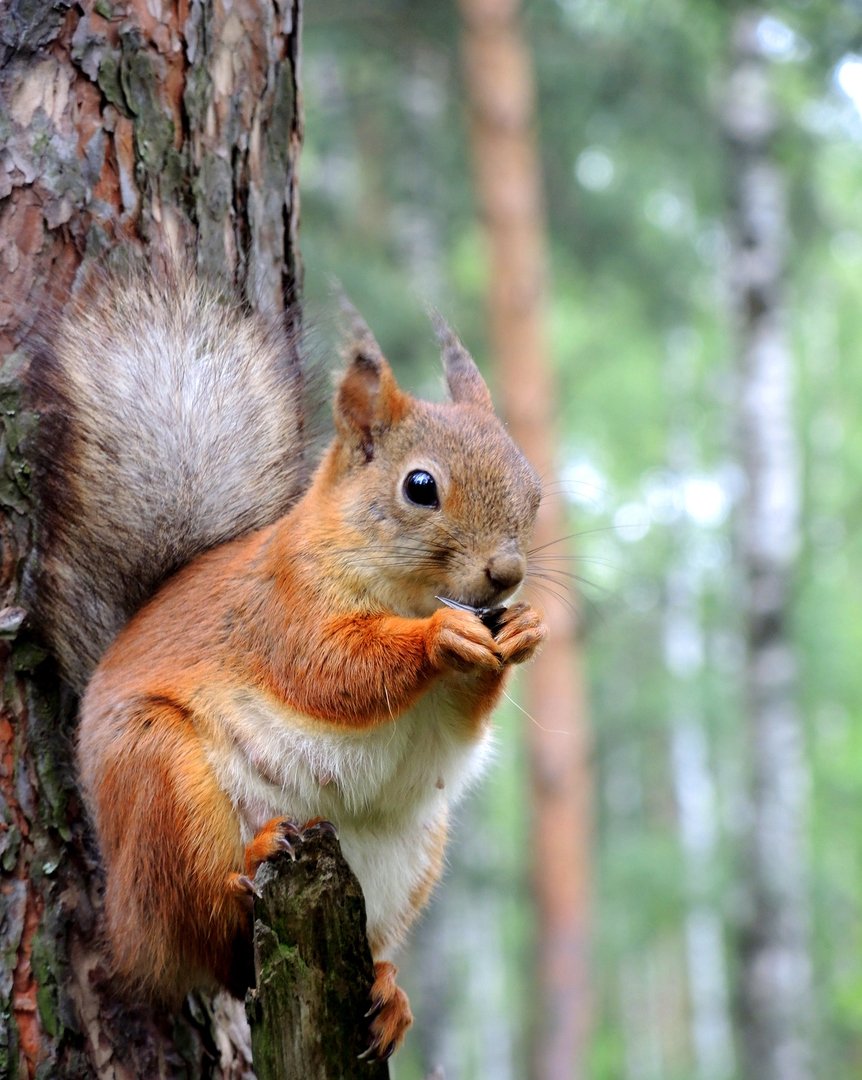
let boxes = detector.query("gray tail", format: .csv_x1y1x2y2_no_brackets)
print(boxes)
25,266,321,690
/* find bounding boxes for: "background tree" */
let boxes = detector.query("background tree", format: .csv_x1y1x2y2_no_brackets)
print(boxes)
456,0,592,1077
299,2,862,1077
723,10,814,1079
1,2,301,1074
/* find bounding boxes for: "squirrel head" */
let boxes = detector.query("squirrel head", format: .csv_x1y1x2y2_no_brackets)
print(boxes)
312,313,542,618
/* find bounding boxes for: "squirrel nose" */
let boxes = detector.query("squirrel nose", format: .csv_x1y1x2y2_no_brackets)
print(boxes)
485,551,525,593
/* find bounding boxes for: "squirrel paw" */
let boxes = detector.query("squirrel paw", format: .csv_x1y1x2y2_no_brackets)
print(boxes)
359,961,413,1063
227,872,260,912
242,817,338,880
493,602,548,665
427,607,501,673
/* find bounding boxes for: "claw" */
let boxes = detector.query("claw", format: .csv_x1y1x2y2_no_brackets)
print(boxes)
237,874,261,898
358,1038,395,1065
276,837,297,861
365,998,383,1019
304,819,339,840
229,872,261,906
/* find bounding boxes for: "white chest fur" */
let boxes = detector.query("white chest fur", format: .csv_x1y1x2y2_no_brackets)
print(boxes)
204,679,494,953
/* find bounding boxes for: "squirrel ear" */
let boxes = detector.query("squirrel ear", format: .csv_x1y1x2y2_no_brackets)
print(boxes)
335,307,407,461
430,312,495,412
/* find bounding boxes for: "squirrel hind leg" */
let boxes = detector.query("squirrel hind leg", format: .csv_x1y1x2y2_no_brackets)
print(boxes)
360,962,413,1063
84,696,251,1001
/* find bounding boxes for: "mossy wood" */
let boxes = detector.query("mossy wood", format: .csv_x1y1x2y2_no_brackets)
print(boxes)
247,831,389,1080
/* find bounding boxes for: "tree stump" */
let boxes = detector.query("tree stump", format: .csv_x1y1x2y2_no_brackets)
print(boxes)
247,829,389,1080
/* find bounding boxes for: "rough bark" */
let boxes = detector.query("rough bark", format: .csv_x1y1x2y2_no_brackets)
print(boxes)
1,0,304,352
723,11,814,1080
0,1,303,1075
456,1,592,1077
247,831,388,1080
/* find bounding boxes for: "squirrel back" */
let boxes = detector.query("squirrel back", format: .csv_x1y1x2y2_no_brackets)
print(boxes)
26,267,315,691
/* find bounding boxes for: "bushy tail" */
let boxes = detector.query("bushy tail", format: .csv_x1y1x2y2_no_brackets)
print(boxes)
26,266,314,691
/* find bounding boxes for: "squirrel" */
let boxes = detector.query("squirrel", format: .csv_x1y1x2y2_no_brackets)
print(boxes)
26,264,548,1061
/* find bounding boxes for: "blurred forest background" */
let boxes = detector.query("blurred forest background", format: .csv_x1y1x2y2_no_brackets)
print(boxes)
298,2,862,1078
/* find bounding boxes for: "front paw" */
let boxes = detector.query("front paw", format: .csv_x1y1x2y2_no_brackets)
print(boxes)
427,607,501,673
359,961,413,1062
242,817,338,879
493,602,547,665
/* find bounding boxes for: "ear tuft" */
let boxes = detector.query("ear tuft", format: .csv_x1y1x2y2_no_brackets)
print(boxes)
335,288,380,360
429,310,494,412
335,302,407,461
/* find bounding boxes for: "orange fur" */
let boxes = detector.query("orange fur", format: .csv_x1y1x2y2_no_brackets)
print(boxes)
81,696,250,999
406,814,449,917
69,317,547,1059
365,961,413,1062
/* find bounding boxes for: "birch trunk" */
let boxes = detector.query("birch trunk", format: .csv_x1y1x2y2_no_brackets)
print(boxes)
723,11,814,1080
664,542,734,1080
0,2,302,1074
456,1,592,1076
660,333,734,1078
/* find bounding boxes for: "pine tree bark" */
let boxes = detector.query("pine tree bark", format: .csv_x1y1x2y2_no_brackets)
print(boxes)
0,2,302,1074
456,1,592,1076
723,11,814,1080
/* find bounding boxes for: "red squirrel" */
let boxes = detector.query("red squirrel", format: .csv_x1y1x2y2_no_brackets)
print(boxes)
27,267,547,1061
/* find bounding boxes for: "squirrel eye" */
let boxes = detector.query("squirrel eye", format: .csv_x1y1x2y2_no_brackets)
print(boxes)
403,469,440,509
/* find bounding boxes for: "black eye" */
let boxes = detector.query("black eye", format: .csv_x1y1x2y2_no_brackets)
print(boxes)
403,469,440,508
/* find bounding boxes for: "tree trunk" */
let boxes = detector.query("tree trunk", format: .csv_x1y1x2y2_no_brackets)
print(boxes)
456,2,592,1077
1,1,302,1074
662,342,735,1080
723,11,814,1080
664,535,734,1080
